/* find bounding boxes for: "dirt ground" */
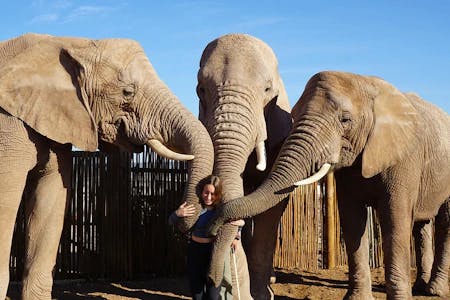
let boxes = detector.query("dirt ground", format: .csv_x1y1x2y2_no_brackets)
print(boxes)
6,267,448,299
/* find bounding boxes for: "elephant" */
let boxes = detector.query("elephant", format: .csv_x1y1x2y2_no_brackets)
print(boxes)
177,33,292,299
0,33,213,300
208,71,450,300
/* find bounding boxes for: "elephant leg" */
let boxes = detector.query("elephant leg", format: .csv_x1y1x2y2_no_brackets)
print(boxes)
0,113,37,300
339,200,373,300
244,200,287,300
21,143,71,300
0,168,31,299
427,198,450,297
412,220,433,294
378,201,414,300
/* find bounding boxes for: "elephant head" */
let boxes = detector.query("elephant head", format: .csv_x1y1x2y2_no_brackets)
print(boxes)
194,33,291,292
209,70,421,229
0,33,213,230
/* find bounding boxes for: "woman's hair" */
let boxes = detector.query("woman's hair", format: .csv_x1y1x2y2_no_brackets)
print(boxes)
197,175,223,206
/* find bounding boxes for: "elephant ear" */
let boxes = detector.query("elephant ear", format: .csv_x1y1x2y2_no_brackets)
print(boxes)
361,79,419,178
275,76,291,114
0,39,98,151
265,75,291,150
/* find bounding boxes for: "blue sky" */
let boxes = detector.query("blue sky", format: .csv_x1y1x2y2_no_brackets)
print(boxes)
1,0,449,114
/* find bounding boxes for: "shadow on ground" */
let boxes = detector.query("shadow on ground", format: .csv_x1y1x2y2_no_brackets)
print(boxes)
7,268,447,300
7,278,191,300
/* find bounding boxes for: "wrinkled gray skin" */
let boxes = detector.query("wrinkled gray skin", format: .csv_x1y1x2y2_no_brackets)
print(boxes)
0,33,213,300
209,71,450,300
186,33,292,299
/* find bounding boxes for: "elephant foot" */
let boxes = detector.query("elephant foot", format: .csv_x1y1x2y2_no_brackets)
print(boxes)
22,272,53,300
343,289,374,300
426,278,449,297
22,286,52,300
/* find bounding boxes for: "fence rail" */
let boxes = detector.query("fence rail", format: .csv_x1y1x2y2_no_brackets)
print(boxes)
10,148,386,281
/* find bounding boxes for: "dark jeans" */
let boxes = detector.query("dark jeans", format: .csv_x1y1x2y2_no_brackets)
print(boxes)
187,240,221,300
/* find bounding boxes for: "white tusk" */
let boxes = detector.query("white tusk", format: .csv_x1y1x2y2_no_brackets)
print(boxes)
255,141,267,171
294,163,331,186
146,139,194,161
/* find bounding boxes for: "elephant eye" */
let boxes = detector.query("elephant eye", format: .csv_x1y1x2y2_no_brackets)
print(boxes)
341,116,351,123
196,85,205,97
123,85,135,99
340,113,352,129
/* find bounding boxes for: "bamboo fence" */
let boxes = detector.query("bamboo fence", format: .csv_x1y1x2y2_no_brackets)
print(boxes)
9,148,389,281
9,148,188,281
273,172,384,271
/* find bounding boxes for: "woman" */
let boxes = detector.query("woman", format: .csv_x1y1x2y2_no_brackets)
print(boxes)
169,175,223,300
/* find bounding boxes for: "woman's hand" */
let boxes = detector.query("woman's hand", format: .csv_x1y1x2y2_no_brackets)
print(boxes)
231,238,240,251
230,220,244,251
175,202,196,217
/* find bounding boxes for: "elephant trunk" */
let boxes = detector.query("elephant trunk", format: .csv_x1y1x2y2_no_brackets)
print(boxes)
143,85,214,232
210,93,260,200
173,111,214,232
206,93,263,285
208,143,246,286
211,114,339,231
208,142,248,286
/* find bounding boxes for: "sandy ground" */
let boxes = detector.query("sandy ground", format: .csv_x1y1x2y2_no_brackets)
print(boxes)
6,267,448,299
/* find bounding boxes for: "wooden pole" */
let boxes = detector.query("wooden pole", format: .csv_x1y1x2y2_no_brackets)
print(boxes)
326,172,336,268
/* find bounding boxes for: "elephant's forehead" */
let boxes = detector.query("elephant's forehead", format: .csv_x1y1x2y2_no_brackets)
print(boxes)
199,53,275,87
203,57,268,79
120,53,156,82
296,74,366,115
319,73,357,93
317,73,365,103
204,34,275,60
201,38,275,72
100,39,144,64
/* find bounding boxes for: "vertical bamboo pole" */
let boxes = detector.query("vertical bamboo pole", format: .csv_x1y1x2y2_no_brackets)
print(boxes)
326,172,336,269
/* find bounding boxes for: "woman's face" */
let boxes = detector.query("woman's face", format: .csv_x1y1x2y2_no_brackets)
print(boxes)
201,184,217,207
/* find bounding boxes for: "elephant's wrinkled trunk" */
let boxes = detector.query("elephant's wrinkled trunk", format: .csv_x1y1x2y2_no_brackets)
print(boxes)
210,114,339,231
143,84,214,232
172,113,214,233
209,93,259,200
208,135,249,286
206,93,262,285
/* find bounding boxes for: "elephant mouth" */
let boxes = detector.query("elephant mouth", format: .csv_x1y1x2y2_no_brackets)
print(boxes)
110,113,195,160
117,137,145,153
339,148,356,167
98,120,144,153
98,139,144,154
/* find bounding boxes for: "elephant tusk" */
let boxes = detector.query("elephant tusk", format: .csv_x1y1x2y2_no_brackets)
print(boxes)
294,163,331,186
146,139,194,161
255,141,267,171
